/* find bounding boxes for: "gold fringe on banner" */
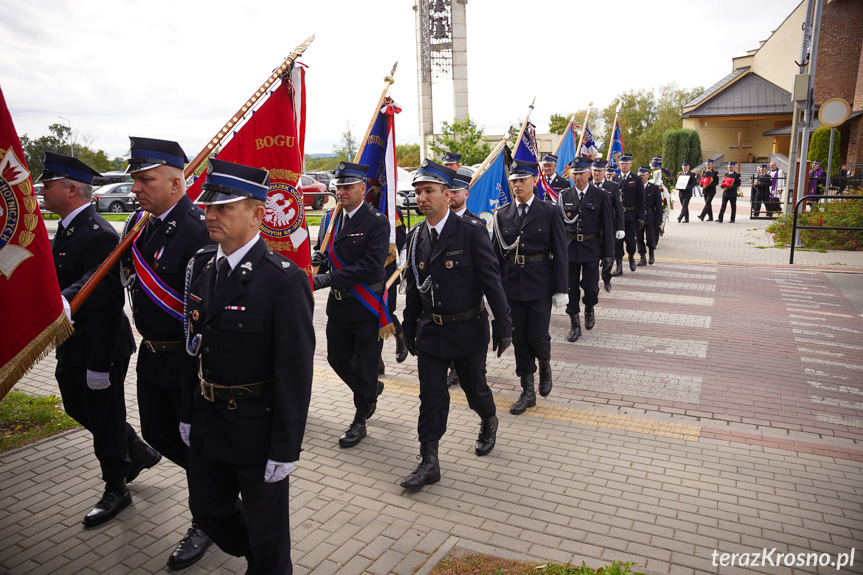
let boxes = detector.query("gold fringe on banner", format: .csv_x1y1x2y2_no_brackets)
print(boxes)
378,323,396,341
0,313,73,401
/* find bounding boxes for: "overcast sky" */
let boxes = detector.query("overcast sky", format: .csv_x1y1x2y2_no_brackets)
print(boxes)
1,0,802,160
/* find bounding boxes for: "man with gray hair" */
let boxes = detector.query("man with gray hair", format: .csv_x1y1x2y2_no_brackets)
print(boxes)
39,153,142,527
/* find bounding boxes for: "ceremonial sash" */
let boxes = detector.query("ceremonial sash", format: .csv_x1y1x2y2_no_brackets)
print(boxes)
130,212,184,322
324,210,394,339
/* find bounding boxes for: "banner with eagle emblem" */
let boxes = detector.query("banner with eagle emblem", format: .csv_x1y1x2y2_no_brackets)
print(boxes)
187,65,312,279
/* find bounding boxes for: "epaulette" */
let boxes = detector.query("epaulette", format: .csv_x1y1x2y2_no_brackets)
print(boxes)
264,250,297,275
459,215,486,229
193,244,218,259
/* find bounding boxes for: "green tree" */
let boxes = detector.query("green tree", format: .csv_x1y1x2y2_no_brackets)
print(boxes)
548,113,572,135
396,143,420,168
429,115,493,166
809,127,841,175
304,155,340,172
110,157,128,172
332,123,358,161
21,123,118,178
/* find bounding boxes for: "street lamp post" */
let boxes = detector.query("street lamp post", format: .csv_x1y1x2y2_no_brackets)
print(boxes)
57,116,73,157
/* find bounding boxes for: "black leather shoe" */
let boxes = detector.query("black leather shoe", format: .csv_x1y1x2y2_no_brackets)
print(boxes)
628,254,636,271
446,368,460,387
395,330,408,363
475,416,498,456
636,254,647,267
401,442,441,490
538,360,553,397
729,219,735,223
566,314,581,343
127,439,161,483
648,248,655,265
510,374,536,415
584,306,595,331
603,280,612,292
339,418,367,447
378,356,385,375
698,214,704,221
611,258,623,277
716,217,723,223
366,381,384,419
167,522,212,570
82,486,131,527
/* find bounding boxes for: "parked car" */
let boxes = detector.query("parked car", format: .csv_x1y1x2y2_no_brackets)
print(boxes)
34,183,49,213
298,174,327,210
305,171,333,189
93,182,138,213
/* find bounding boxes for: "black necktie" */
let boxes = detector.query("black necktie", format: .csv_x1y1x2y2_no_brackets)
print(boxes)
519,203,527,222
215,257,230,292
430,228,438,248
54,222,65,243
142,217,161,244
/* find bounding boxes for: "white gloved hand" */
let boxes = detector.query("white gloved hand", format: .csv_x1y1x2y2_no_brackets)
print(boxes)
615,230,626,240
85,370,111,390
61,296,74,325
552,293,568,309
179,422,191,447
397,248,407,268
264,460,296,483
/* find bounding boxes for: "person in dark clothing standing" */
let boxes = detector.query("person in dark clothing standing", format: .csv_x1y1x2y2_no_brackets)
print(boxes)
492,159,568,415
611,154,645,273
39,153,145,527
594,160,624,292
717,162,742,223
400,160,512,491
675,162,697,223
637,166,664,265
698,159,718,221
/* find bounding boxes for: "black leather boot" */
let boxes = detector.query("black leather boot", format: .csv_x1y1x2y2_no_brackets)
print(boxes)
366,381,385,419
628,253,636,271
636,254,647,267
126,436,161,483
538,360,553,397
395,331,408,363
475,415,498,456
611,258,623,276
378,356,385,375
510,374,537,415
400,441,441,490
566,314,582,342
167,522,212,570
584,306,595,331
82,483,131,527
447,365,460,387
338,414,367,447
648,248,655,265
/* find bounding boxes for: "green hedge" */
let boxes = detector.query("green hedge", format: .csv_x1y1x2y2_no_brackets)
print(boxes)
767,199,863,250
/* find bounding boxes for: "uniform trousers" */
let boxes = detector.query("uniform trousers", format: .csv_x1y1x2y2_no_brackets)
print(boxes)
188,449,292,575
326,316,384,418
753,189,772,215
699,190,716,220
136,347,187,469
56,358,134,486
509,299,552,376
416,348,495,442
637,222,657,254
718,196,737,221
614,221,637,258
565,260,600,316
678,192,692,222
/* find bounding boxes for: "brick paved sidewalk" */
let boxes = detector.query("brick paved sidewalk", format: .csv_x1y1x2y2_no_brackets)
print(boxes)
3,208,861,575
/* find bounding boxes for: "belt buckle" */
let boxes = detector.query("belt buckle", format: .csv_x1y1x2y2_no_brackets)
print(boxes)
200,381,214,402
144,340,156,353
577,234,584,242
333,290,343,300
515,254,525,265
432,313,444,325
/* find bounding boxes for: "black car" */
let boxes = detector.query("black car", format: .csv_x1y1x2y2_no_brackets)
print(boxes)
93,182,138,213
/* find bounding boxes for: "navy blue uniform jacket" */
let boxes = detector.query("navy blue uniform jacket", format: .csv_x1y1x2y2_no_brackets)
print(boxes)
403,210,512,358
599,180,625,233
559,184,614,262
613,172,646,222
53,205,135,370
183,239,314,466
493,199,568,301
644,182,665,226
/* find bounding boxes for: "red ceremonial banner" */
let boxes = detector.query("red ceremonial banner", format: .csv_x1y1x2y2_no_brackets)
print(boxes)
188,74,312,278
0,87,73,399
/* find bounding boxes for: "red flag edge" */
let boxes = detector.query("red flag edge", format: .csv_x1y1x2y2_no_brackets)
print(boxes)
0,313,73,400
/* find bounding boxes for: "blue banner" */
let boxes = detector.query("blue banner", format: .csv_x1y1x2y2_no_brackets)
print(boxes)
466,147,511,223
358,110,390,210
607,120,624,168
555,122,576,178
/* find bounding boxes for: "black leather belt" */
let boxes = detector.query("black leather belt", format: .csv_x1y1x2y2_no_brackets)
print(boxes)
566,232,599,241
200,378,274,408
623,206,638,212
425,302,485,325
143,339,183,353
332,281,385,300
504,252,550,264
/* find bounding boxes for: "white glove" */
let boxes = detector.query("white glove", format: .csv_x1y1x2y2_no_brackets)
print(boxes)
552,293,568,309
397,248,407,268
179,422,191,447
615,230,625,240
86,370,111,390
61,296,74,325
264,460,295,483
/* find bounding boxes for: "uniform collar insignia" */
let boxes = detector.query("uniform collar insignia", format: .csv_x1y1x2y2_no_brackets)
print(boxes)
241,261,253,272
